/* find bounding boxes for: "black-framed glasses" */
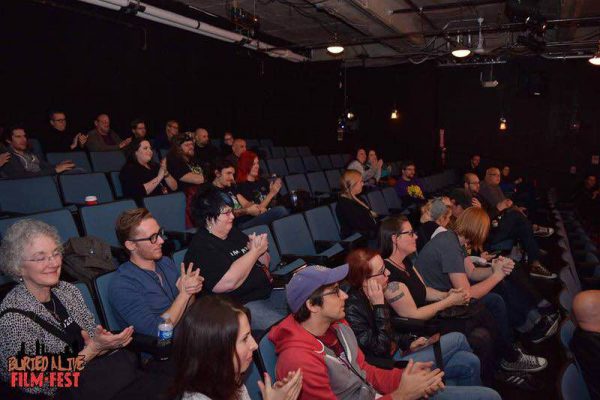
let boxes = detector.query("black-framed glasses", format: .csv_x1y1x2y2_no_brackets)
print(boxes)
368,264,386,278
317,285,342,298
396,230,416,238
128,228,166,244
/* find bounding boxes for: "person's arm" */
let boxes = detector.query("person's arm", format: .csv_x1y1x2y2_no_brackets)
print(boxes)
345,290,393,357
234,193,261,217
179,172,204,185
142,172,166,195
355,343,403,398
1,154,56,178
212,234,266,292
412,268,448,301
385,281,464,320
164,174,178,191
463,256,494,282
257,179,281,209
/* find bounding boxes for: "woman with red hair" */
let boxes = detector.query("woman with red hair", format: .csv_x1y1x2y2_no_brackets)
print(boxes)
236,151,283,211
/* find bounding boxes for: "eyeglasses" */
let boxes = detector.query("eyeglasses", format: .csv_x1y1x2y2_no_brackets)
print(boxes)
128,228,166,244
52,119,66,123
396,230,416,237
318,285,342,298
220,208,233,216
368,264,386,278
25,250,62,263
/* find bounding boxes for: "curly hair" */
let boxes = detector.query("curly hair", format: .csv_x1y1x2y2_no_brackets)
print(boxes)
0,219,62,279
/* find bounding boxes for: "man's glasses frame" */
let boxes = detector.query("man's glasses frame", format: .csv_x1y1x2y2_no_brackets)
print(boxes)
128,228,167,244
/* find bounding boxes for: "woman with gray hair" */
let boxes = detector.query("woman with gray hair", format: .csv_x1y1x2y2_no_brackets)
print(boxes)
417,197,453,252
0,219,133,398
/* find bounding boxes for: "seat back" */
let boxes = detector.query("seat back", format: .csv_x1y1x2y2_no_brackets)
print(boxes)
272,214,316,256
330,154,345,169
382,187,402,209
298,146,311,156
560,363,591,400
143,192,187,233
286,157,305,174
559,287,574,313
270,146,285,159
267,158,289,177
259,159,269,175
329,202,341,231
0,176,63,214
304,206,341,241
74,282,101,325
284,146,299,157
94,271,123,331
302,156,320,172
341,153,351,164
285,174,311,193
80,199,137,247
89,151,126,172
28,138,45,160
110,171,123,198
317,155,333,170
325,169,342,191
60,173,114,205
244,359,263,400
307,171,330,194
559,319,575,352
367,190,390,216
0,208,79,242
258,334,277,380
242,224,281,271
246,139,259,149
47,152,92,172
259,139,274,147
172,248,188,267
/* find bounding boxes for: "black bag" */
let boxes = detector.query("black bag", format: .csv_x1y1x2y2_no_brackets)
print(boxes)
62,236,116,284
436,298,486,320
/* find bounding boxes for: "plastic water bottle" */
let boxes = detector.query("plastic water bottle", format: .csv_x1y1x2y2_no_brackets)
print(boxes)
157,314,173,360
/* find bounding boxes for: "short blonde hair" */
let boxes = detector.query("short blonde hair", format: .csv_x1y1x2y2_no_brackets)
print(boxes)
340,169,362,196
420,200,433,223
452,207,490,251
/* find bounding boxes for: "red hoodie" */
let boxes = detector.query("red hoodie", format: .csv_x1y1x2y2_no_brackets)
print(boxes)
268,315,403,400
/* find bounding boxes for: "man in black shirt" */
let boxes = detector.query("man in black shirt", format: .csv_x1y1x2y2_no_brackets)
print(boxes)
130,118,148,140
166,133,204,192
38,111,87,153
571,290,600,400
193,128,219,173
225,138,246,167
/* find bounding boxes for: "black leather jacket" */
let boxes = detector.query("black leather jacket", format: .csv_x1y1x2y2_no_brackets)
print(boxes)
345,287,413,361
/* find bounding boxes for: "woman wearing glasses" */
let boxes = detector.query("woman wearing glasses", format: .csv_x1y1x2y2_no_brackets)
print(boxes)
184,185,287,332
0,219,134,398
344,248,503,398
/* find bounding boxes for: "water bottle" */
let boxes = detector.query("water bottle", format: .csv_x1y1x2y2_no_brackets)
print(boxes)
290,190,298,207
157,314,173,360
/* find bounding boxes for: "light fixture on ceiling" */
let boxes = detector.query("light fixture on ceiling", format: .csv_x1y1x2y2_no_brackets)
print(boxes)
347,111,355,120
327,34,344,55
499,116,507,131
589,42,600,65
451,34,471,58
391,109,399,120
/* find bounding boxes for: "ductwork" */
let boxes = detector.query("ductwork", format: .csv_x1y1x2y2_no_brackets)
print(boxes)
76,0,308,62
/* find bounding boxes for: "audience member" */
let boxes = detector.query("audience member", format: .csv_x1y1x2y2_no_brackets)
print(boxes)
236,150,283,209
0,143,11,171
571,290,600,400
1,125,74,178
347,148,381,184
184,185,287,331
155,120,180,151
38,110,87,152
499,165,522,195
0,220,133,397
416,207,552,372
394,161,425,208
119,138,177,204
170,295,302,400
226,138,246,167
464,154,483,179
193,127,219,173
464,172,556,279
345,248,495,389
86,113,131,152
270,264,502,400
573,174,600,228
221,131,234,156
416,197,453,252
130,118,148,140
336,169,378,239
368,149,387,181
166,133,205,228
211,159,288,229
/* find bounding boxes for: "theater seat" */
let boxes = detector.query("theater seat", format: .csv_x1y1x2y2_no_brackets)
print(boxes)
302,156,321,172
74,282,101,325
0,208,79,243
285,157,305,174
47,151,92,173
89,151,126,173
325,169,342,191
366,190,391,217
0,176,63,214
560,362,591,400
284,174,311,194
317,155,333,170
307,171,331,195
304,206,363,248
330,154,345,169
94,271,123,331
267,158,289,177
59,173,114,205
80,199,137,247
258,333,277,380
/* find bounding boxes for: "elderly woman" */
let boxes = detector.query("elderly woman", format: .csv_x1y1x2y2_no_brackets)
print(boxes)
336,169,379,239
184,185,287,332
236,150,283,210
0,220,133,398
119,137,177,204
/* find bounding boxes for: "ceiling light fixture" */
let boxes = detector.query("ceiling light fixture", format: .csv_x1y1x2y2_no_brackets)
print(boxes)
589,42,600,65
327,34,344,55
391,109,399,120
499,116,507,131
451,34,471,58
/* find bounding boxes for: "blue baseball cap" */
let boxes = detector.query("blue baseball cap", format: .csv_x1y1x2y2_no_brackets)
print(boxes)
286,264,349,313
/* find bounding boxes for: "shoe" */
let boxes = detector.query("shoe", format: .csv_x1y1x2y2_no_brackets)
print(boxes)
527,313,560,344
501,348,548,372
495,370,542,391
529,264,557,279
533,226,554,237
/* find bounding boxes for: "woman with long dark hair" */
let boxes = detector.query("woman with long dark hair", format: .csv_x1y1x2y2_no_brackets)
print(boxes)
171,295,302,400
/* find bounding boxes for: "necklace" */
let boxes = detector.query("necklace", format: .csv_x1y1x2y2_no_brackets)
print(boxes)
47,297,61,321
385,257,409,275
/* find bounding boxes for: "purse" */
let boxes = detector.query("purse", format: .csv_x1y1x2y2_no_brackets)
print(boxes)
436,298,486,320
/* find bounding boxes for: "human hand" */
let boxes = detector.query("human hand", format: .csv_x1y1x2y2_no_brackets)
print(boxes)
515,177,523,185
377,159,384,169
249,233,269,255
471,198,482,208
78,133,88,147
246,204,262,216
446,288,468,306
480,252,494,262
409,337,428,352
82,325,134,355
391,360,444,400
258,370,303,400
70,134,80,150
176,262,203,296
159,158,169,176
258,251,271,268
0,152,10,167
492,257,513,277
55,160,75,173
119,137,133,149
364,278,385,305
270,178,282,195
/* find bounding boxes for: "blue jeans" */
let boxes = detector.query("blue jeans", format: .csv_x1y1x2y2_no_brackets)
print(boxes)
480,293,519,362
245,288,287,332
431,386,501,400
394,332,481,386
239,206,289,229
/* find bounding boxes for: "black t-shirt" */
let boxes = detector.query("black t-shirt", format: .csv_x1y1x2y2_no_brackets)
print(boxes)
336,196,377,239
184,227,272,304
167,153,203,192
194,144,219,172
38,128,79,153
119,161,169,202
385,258,427,308
238,178,271,206
42,293,85,352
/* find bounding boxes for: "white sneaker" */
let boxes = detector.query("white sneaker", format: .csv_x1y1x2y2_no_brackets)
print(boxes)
501,348,548,372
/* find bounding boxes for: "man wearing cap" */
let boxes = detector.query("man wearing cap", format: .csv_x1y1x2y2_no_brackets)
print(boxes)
268,264,501,400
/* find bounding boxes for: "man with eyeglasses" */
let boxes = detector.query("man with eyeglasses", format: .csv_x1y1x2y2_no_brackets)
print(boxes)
38,110,87,153
109,208,204,336
269,265,500,400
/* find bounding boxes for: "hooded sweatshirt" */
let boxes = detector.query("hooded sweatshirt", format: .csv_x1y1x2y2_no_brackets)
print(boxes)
268,315,403,400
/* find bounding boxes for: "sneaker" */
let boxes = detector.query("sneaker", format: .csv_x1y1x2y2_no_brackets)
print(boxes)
530,264,557,279
501,348,548,372
527,314,560,344
533,226,554,237
495,370,542,391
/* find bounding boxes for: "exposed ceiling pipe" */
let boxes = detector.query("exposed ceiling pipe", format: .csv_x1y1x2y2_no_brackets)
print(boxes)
76,0,308,62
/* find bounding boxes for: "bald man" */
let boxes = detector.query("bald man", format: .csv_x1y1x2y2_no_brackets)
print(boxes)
193,128,219,172
571,290,600,399
225,138,246,167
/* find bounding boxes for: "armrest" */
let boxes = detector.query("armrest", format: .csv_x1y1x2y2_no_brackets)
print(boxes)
314,240,339,253
281,253,328,265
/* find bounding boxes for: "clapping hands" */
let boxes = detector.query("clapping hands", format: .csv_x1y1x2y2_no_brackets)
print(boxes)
248,233,269,255
258,370,303,400
176,262,204,297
